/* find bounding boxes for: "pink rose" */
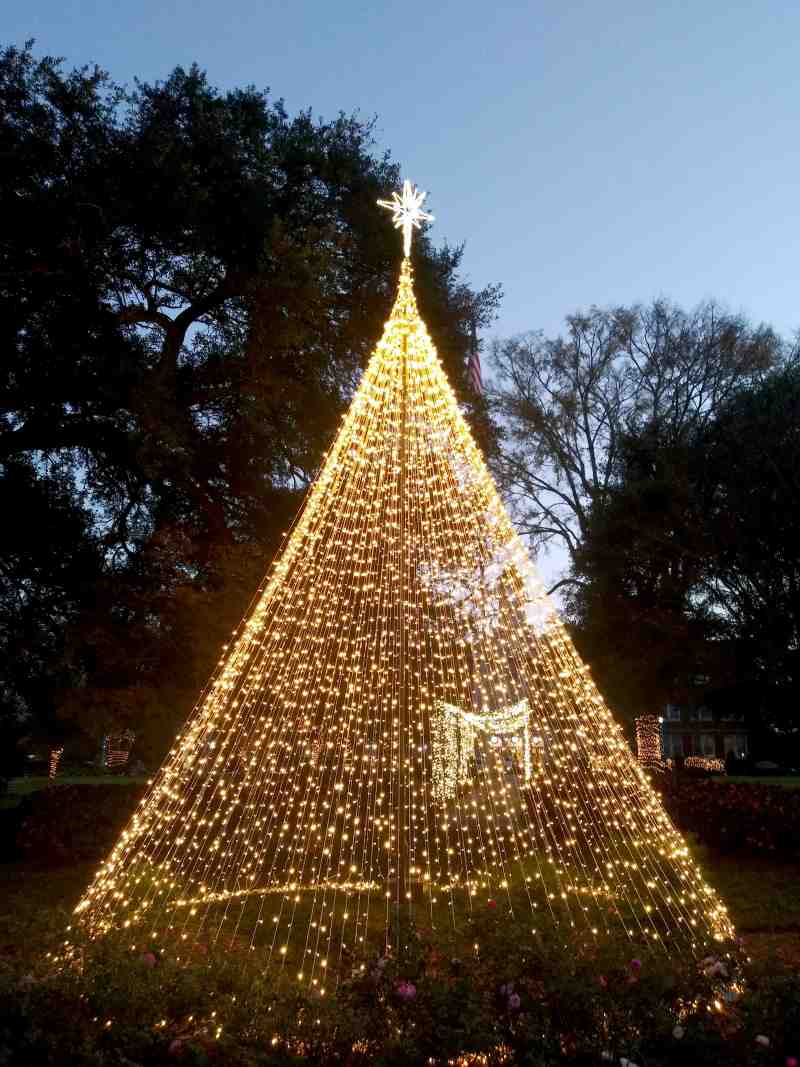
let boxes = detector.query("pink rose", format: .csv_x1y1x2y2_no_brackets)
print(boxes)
395,980,416,1001
703,960,728,978
140,952,157,968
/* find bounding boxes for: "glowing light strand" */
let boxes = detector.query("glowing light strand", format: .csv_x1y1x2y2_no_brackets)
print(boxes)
635,716,665,769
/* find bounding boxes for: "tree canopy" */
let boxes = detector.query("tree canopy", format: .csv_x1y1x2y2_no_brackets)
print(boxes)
0,42,500,761
489,296,800,733
489,299,779,584
562,359,800,731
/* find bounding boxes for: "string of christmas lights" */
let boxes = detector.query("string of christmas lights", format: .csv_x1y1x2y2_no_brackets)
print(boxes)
668,756,726,774
635,716,665,770
70,185,732,990
102,731,136,770
49,747,64,779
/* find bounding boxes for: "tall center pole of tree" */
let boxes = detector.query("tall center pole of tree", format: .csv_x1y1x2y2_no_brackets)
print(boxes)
398,309,409,924
376,184,433,940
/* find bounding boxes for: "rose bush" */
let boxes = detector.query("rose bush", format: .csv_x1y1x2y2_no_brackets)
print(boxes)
2,906,799,1065
662,780,800,859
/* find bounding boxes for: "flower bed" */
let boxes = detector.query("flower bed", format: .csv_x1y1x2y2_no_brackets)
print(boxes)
663,779,800,859
3,905,799,1066
4,781,800,1062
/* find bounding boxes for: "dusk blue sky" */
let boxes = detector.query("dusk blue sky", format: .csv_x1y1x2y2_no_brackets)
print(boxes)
4,1,798,583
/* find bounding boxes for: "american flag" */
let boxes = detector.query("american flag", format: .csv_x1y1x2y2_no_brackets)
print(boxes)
467,319,483,395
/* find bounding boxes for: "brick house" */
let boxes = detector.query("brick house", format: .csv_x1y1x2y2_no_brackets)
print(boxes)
660,672,751,759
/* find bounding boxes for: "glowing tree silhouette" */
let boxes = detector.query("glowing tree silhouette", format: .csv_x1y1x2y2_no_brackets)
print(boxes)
72,183,732,991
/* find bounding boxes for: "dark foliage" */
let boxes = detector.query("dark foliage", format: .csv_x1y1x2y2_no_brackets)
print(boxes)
13,783,144,864
1,907,799,1065
664,780,800,860
695,363,800,731
0,42,500,757
568,359,800,730
567,420,731,724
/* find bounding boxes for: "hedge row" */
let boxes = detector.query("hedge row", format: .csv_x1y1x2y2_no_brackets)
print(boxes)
10,784,145,864
6,778,800,870
663,779,800,858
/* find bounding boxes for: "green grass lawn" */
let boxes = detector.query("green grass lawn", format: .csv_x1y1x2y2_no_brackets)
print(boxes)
1,838,799,973
723,775,800,788
1,775,149,810
0,859,96,964
1,777,798,972
8,775,150,794
695,843,800,931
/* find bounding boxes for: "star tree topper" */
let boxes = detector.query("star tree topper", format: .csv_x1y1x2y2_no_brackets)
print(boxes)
377,179,434,256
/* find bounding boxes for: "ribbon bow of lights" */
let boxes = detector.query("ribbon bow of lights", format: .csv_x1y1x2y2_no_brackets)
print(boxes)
377,179,434,256
431,699,537,802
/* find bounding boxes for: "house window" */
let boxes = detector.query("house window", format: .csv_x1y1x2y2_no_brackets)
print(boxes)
723,734,749,757
691,705,713,721
664,704,682,721
699,733,716,757
664,734,684,757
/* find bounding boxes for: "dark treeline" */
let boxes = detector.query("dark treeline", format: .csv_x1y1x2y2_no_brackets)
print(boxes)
0,42,500,765
490,304,800,753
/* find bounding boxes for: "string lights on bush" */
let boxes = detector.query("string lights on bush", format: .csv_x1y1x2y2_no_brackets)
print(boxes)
49,747,64,779
635,716,664,770
668,756,726,774
102,731,136,770
71,183,732,987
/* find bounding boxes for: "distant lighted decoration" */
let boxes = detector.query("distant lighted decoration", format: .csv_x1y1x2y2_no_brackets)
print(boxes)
102,731,135,770
668,756,726,774
49,747,64,779
635,716,664,769
70,182,733,990
685,756,725,773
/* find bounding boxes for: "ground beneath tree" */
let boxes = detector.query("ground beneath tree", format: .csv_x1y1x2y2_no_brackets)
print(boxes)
704,846,800,966
0,845,798,972
741,931,800,967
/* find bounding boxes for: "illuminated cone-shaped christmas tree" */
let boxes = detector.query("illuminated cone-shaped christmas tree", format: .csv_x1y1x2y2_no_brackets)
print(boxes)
73,183,732,987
